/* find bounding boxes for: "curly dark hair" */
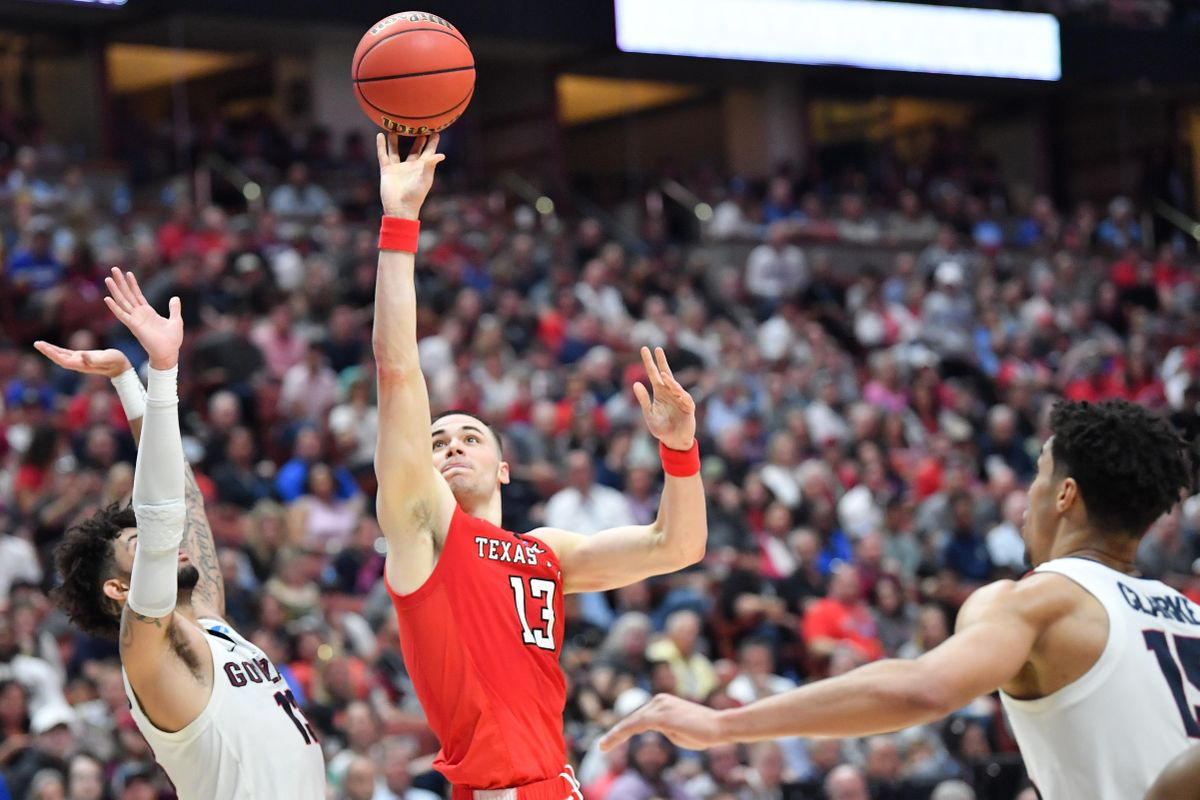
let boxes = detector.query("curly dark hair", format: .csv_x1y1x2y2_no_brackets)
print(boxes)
53,503,136,640
1049,400,1194,538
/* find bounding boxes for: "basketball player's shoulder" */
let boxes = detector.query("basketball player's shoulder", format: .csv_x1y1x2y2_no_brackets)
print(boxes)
957,574,1081,631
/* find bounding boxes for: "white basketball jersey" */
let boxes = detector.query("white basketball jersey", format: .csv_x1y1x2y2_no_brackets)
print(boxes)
122,619,326,800
999,557,1198,799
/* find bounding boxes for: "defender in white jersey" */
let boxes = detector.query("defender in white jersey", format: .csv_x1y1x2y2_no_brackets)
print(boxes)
601,399,1197,800
45,270,325,800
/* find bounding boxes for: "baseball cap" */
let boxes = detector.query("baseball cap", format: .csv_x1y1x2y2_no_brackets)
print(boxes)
31,703,79,735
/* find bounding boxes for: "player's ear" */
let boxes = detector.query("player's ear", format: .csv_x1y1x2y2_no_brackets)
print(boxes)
1056,476,1078,513
102,576,129,605
498,460,511,486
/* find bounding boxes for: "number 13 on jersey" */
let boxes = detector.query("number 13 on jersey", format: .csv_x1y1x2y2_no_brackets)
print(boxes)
510,576,556,651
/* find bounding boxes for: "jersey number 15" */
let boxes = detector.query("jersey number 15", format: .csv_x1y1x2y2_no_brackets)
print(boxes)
1145,630,1200,738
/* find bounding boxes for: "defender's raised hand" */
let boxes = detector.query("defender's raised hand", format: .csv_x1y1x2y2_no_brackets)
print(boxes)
103,267,183,370
33,340,131,378
633,346,697,452
377,132,445,220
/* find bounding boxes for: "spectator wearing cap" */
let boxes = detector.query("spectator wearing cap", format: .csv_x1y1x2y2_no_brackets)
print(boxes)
4,703,78,799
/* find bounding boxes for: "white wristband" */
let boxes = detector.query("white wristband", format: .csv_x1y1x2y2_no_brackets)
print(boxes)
111,368,147,421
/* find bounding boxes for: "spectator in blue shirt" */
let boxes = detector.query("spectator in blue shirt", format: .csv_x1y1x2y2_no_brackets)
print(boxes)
6,217,63,292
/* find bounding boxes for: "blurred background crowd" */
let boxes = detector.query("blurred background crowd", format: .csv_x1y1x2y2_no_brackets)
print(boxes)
2,113,1198,800
1,1,1200,799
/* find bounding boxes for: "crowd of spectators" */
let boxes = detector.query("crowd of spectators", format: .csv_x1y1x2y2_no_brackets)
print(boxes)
0,113,1198,800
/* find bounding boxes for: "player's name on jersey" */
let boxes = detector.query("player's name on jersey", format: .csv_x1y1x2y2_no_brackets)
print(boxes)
474,536,544,567
223,657,285,688
1118,582,1200,625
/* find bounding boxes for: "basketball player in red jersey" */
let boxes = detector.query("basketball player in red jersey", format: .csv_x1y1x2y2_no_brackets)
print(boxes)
371,132,707,800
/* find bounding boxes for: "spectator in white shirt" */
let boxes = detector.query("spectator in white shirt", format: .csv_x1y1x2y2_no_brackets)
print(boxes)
372,738,439,800
544,451,635,629
0,529,41,605
575,259,629,326
280,340,340,424
987,490,1029,574
269,163,333,219
745,223,808,310
544,450,636,535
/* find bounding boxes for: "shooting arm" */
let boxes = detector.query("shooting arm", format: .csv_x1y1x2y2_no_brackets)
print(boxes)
374,244,455,593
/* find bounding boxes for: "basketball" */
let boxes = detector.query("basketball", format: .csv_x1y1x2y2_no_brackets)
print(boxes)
351,11,475,136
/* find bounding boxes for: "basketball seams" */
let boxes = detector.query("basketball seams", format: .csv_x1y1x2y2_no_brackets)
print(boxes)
354,65,475,83
356,81,474,122
354,27,471,81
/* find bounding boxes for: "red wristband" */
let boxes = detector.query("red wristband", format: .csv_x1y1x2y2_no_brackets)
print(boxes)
660,440,700,478
379,216,420,252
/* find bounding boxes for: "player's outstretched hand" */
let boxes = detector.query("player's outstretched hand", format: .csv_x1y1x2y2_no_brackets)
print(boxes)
599,693,723,752
377,132,445,220
633,346,697,452
103,267,183,370
33,340,131,378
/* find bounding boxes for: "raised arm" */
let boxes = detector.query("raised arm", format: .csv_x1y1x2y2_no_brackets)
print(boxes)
91,269,210,729
534,347,707,593
35,340,224,623
371,133,457,595
600,577,1047,751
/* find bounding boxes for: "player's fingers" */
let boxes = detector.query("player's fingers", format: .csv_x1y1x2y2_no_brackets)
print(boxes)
104,276,132,313
126,271,148,307
599,714,651,752
654,347,680,387
103,296,131,324
376,132,388,167
640,346,665,389
424,133,441,158
407,135,427,161
632,381,653,416
32,341,67,365
109,267,136,308
168,296,182,322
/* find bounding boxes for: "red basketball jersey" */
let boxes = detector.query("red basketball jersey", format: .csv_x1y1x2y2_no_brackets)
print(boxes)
387,505,568,790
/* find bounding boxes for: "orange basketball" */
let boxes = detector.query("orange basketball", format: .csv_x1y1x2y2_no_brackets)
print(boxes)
351,12,475,136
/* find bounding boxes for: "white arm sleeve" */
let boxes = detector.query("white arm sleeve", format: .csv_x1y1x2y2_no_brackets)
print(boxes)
127,365,186,619
110,367,147,422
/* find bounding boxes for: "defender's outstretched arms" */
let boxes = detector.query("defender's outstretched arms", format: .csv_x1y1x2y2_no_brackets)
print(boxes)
600,576,1050,750
91,269,211,731
35,332,224,621
371,133,458,595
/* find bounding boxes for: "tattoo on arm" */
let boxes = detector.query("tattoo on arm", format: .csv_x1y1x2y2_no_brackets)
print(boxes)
120,609,165,649
182,464,225,617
